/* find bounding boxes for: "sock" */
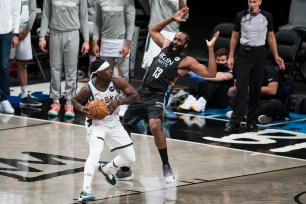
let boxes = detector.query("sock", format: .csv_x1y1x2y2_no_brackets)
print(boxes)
158,148,169,165
82,173,93,193
53,99,60,104
21,86,28,98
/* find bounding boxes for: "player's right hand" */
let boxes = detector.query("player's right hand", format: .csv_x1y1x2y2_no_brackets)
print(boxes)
39,39,46,52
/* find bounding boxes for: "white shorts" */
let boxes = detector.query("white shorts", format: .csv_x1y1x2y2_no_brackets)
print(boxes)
141,30,176,69
10,27,32,61
86,118,133,152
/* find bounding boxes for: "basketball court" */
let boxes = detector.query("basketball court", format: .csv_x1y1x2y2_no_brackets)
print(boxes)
1,106,306,203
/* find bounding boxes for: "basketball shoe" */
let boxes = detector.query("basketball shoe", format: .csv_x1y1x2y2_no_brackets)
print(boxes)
78,190,96,203
64,104,75,118
20,94,42,107
163,164,176,184
48,103,61,116
98,161,118,185
0,100,14,114
190,97,206,112
171,89,189,105
178,95,197,110
115,167,134,180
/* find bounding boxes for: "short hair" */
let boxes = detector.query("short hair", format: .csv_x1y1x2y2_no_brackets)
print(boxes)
181,31,191,44
215,48,229,58
89,58,106,78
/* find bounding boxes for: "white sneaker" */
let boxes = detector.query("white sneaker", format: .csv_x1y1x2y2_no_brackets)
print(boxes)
163,164,176,184
178,95,197,110
190,97,206,112
0,100,15,114
118,104,128,118
226,111,233,119
258,115,272,124
172,89,189,104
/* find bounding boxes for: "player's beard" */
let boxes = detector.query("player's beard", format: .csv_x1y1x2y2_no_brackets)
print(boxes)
166,42,184,58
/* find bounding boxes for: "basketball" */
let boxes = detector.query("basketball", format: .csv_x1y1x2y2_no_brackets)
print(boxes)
86,98,108,120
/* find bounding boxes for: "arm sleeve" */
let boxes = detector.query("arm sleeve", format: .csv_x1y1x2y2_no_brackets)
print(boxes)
27,0,37,30
79,0,89,41
125,0,136,41
93,0,102,40
12,0,21,33
40,0,51,37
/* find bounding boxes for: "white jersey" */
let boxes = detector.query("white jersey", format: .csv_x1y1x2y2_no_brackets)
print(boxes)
87,79,121,125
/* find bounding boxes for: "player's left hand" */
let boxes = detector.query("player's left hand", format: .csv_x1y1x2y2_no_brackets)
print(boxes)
275,56,285,70
206,31,219,48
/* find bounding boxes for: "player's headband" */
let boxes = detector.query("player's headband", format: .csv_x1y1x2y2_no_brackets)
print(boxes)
90,61,110,77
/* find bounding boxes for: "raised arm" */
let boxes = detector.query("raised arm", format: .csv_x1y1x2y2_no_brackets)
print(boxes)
179,31,219,78
148,7,189,48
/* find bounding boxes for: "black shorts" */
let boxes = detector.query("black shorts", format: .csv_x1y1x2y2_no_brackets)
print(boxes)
122,91,166,128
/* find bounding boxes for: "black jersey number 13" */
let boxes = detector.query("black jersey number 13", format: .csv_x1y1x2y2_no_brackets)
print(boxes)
152,67,163,79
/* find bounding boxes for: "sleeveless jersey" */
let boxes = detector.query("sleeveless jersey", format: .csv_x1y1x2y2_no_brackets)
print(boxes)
87,79,121,125
142,47,185,93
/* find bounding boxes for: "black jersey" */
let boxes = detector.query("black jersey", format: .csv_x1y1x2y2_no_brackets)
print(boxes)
142,47,185,93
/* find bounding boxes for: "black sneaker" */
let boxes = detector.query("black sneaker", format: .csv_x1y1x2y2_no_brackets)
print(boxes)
20,95,42,107
246,122,259,132
78,190,96,203
224,122,241,134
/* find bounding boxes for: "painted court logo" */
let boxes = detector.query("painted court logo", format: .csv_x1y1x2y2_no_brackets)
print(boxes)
0,152,105,182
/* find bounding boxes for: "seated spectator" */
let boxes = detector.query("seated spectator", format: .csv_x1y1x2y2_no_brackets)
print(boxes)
227,66,290,124
179,48,234,111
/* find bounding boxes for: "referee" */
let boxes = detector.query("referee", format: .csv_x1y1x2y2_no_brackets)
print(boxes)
224,0,285,134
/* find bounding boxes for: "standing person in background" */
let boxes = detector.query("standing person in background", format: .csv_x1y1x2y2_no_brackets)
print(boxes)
88,0,97,64
142,0,188,69
72,59,139,203
123,7,219,183
92,0,136,83
0,0,21,114
39,0,89,118
10,0,41,107
224,0,285,134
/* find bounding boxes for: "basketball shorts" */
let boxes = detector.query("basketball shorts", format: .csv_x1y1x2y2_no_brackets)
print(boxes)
86,118,133,152
123,91,166,128
10,27,32,61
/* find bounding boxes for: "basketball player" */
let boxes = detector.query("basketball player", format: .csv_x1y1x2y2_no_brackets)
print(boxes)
71,59,140,203
10,0,41,107
122,7,219,183
39,0,89,118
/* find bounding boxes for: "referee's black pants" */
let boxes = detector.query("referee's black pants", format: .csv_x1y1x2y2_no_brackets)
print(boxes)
230,45,267,125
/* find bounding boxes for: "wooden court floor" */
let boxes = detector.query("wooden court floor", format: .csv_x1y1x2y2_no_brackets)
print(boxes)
1,114,306,204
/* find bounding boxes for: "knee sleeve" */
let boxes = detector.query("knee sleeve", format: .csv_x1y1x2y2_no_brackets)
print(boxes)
114,146,136,167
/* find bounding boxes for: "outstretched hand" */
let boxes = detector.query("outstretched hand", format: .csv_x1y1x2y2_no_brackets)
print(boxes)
206,31,220,48
172,7,189,22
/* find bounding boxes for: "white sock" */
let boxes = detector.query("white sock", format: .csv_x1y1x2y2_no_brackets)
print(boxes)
21,86,28,98
82,173,93,193
53,99,60,104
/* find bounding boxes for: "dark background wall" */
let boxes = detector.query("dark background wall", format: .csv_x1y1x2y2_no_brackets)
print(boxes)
183,0,291,49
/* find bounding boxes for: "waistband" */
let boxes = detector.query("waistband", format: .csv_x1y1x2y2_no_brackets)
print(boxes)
240,44,265,51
